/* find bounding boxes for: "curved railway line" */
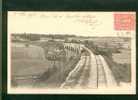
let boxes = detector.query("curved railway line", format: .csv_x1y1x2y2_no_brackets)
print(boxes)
60,45,118,88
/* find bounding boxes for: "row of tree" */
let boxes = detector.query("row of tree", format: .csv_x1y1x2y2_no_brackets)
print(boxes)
12,33,78,40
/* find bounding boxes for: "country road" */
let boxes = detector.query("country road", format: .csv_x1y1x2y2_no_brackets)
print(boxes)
60,45,118,88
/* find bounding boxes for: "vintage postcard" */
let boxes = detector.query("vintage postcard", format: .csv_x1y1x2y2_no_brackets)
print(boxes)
7,11,136,94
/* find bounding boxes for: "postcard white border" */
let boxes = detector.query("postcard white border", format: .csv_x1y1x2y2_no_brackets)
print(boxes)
7,11,136,94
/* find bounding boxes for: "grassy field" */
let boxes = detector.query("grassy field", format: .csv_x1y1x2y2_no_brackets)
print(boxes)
104,55,131,84
109,48,131,83
11,41,80,88
112,49,131,64
11,42,53,86
12,43,46,60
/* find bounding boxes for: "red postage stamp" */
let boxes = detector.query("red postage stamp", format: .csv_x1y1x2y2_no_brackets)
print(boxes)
114,13,135,31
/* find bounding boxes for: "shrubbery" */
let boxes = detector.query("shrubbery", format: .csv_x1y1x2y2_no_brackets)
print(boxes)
83,40,121,58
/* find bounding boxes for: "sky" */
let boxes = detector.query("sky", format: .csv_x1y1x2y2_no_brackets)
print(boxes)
8,11,135,37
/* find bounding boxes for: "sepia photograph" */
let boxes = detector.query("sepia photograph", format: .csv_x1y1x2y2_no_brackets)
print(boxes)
7,11,136,94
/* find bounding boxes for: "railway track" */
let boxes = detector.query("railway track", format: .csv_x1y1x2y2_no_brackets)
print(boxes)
95,55,107,88
98,55,117,87
75,55,90,88
60,45,117,88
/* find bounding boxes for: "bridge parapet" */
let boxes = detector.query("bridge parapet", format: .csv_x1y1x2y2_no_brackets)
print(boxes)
63,43,84,54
